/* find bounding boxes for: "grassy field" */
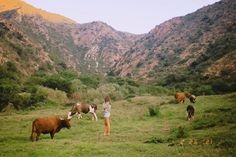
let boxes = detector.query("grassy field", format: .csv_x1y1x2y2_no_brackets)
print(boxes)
0,93,235,157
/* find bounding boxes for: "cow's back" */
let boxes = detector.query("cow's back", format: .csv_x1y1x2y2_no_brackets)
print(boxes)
80,103,90,113
33,116,60,133
175,92,186,102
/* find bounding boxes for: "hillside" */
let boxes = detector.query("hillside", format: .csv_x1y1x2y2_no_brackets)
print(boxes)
114,0,236,85
0,0,139,75
0,17,52,76
0,0,75,24
70,21,139,73
0,0,235,101
1,0,235,81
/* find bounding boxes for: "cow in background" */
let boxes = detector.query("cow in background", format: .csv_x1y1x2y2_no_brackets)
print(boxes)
175,92,196,104
67,102,98,121
186,105,195,121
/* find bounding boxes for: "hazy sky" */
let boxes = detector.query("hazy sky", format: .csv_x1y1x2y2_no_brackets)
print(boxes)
23,0,220,34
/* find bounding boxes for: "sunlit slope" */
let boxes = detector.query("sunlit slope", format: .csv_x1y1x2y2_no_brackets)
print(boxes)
0,0,75,24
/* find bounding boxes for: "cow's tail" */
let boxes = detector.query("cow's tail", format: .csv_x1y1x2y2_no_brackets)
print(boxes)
30,120,37,141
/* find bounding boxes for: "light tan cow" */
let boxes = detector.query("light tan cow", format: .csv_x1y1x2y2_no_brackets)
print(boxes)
175,92,196,103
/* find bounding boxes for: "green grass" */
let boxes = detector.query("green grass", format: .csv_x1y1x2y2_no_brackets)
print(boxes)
0,93,235,157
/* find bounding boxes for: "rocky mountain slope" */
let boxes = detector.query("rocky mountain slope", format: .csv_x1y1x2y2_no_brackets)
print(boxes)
114,0,236,82
0,17,52,76
0,0,235,87
0,0,139,76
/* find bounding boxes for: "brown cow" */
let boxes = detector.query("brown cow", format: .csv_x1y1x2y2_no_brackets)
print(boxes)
67,102,98,121
175,92,196,104
30,116,71,141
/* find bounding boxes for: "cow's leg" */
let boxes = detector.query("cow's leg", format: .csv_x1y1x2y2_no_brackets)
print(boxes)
90,112,97,121
50,132,54,139
36,133,40,141
77,113,82,119
89,105,97,121
92,112,98,121
30,132,37,141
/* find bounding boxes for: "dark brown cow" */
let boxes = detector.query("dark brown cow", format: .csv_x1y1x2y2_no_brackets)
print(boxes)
186,105,195,121
67,102,98,121
30,116,71,141
175,92,196,103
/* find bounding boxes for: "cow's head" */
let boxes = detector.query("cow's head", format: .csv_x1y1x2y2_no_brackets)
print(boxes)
91,103,97,111
189,95,196,103
61,118,71,129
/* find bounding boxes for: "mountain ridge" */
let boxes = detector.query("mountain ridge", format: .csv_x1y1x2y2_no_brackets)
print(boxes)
0,0,235,89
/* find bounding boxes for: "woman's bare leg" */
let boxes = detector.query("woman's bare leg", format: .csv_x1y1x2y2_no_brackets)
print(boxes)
104,118,110,136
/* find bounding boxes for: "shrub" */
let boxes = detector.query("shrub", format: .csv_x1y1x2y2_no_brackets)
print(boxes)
43,76,73,94
0,62,19,81
124,94,136,100
96,83,127,101
148,105,160,117
192,85,215,95
37,86,68,104
59,70,78,81
192,115,218,130
25,76,45,85
79,74,100,89
0,80,20,111
147,86,170,96
144,137,165,144
13,93,31,109
168,126,188,141
29,87,48,104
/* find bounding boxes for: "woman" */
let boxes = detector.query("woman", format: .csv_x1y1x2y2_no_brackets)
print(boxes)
103,96,111,136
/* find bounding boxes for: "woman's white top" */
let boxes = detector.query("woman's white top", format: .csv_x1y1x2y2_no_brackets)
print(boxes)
103,102,111,118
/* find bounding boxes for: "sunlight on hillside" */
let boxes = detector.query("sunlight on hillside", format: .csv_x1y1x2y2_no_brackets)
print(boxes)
0,0,75,24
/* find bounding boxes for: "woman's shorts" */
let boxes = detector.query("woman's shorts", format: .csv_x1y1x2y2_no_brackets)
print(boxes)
103,112,110,118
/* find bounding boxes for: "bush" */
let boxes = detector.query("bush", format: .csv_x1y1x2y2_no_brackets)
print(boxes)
59,70,78,81
0,80,20,111
148,105,160,117
43,76,73,94
0,62,19,81
147,86,170,96
211,79,234,93
13,93,31,109
30,88,47,105
97,83,127,101
192,115,218,130
168,126,188,140
79,74,100,89
191,85,215,95
144,137,165,144
37,86,68,104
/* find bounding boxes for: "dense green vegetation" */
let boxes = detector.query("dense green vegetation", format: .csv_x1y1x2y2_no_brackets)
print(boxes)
0,61,175,111
1,56,235,111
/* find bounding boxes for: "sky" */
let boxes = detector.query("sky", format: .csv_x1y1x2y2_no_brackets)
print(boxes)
23,0,220,34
